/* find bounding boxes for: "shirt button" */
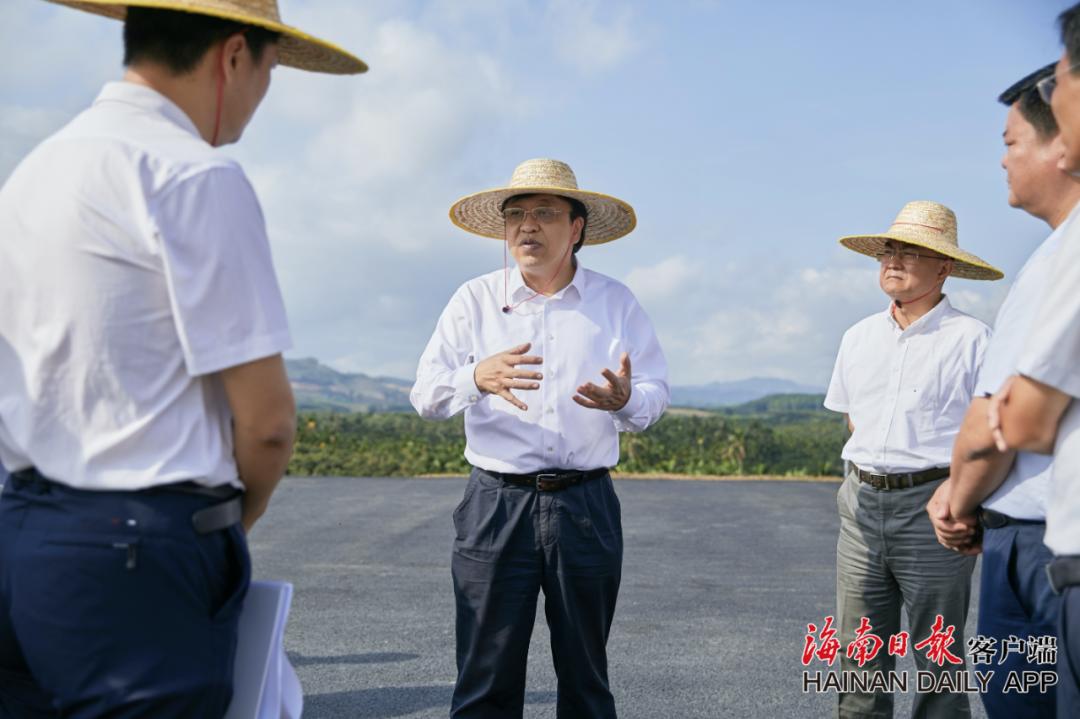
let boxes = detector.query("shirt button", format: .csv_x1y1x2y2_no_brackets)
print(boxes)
546,446,554,452
469,395,479,402
548,335,555,341
546,407,554,414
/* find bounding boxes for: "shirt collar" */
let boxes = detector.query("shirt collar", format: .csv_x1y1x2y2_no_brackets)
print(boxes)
94,81,203,140
509,260,587,303
884,294,953,335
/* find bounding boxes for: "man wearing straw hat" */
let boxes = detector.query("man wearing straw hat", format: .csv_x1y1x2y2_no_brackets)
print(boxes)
927,62,1080,719
411,158,669,718
0,1,364,715
824,201,1001,718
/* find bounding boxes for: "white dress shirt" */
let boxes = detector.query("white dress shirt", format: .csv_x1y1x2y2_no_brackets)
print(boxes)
1017,225,1080,553
410,263,669,474
0,82,291,491
825,296,991,474
976,218,1070,519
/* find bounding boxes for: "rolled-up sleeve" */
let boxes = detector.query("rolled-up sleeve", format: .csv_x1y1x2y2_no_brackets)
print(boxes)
611,300,669,432
410,287,481,420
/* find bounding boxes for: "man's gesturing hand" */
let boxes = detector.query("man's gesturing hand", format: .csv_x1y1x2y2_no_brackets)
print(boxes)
474,342,543,411
574,352,632,412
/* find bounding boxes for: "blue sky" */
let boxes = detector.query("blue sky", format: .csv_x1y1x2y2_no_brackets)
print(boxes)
1,0,1074,386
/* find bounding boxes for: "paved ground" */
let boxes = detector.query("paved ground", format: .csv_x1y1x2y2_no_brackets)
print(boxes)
248,477,986,718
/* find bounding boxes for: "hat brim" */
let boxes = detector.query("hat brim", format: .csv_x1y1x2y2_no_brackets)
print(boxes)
46,0,367,75
838,234,1004,281
449,186,636,245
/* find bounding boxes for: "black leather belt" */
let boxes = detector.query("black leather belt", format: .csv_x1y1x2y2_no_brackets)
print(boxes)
978,507,1045,530
9,468,242,535
855,465,950,491
484,467,609,492
1047,556,1080,594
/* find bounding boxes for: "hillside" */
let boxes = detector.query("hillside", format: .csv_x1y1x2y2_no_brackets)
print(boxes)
286,357,826,412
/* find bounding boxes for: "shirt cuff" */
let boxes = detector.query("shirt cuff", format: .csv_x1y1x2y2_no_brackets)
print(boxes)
612,386,647,427
452,362,483,406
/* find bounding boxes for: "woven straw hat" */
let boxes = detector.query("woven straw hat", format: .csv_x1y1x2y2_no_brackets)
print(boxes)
449,158,636,245
839,200,1003,281
45,0,367,74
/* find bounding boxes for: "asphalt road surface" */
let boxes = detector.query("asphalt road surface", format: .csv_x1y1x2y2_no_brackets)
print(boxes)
248,477,986,719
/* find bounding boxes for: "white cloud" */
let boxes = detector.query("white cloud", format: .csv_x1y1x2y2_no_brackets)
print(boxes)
628,259,1007,387
624,255,700,303
547,0,639,75
1,1,1021,391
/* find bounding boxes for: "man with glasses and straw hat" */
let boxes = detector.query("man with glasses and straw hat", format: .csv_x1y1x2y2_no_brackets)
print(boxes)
0,1,364,715
824,201,1002,718
411,158,669,718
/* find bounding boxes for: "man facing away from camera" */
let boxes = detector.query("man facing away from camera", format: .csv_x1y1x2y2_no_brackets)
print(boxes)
0,1,365,716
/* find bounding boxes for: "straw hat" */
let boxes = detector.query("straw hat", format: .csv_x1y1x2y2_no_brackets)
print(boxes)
44,0,367,75
449,158,636,245
839,200,1003,280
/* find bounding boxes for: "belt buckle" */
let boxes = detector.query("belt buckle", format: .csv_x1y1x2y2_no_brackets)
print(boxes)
869,473,889,491
1047,563,1063,596
535,473,559,491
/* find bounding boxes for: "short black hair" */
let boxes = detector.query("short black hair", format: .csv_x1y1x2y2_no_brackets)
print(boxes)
998,63,1059,140
1060,3,1080,69
502,194,590,254
123,7,280,75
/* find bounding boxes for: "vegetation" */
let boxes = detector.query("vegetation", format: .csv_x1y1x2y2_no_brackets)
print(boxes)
288,394,847,478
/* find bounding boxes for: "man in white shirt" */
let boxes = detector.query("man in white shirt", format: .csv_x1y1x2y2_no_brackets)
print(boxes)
824,200,1001,718
0,2,364,716
932,63,1080,719
411,158,669,719
981,9,1080,716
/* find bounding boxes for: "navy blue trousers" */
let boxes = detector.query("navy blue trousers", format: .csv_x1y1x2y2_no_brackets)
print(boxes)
977,523,1058,719
0,472,249,718
450,468,622,719
1058,584,1080,719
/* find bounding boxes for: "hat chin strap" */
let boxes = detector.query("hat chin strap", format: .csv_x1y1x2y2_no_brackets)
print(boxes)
211,45,225,147
501,235,575,314
893,283,940,311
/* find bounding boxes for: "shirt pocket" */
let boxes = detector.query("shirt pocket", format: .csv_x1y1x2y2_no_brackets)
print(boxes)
906,372,942,436
931,363,973,435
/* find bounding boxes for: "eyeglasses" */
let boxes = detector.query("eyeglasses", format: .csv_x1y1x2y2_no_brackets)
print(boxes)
1036,61,1080,103
501,207,565,225
875,247,943,264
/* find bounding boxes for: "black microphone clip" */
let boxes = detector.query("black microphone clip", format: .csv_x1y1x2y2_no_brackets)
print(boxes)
501,306,511,314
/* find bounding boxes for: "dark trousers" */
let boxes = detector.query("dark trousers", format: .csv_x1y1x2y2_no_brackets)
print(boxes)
1058,585,1080,719
0,472,250,718
977,523,1058,719
450,467,622,719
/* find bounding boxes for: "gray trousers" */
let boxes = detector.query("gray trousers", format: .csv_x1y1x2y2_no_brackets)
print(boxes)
836,469,975,719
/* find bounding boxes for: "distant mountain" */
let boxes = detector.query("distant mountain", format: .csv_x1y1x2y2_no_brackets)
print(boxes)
670,377,824,408
285,358,413,413
286,358,824,413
